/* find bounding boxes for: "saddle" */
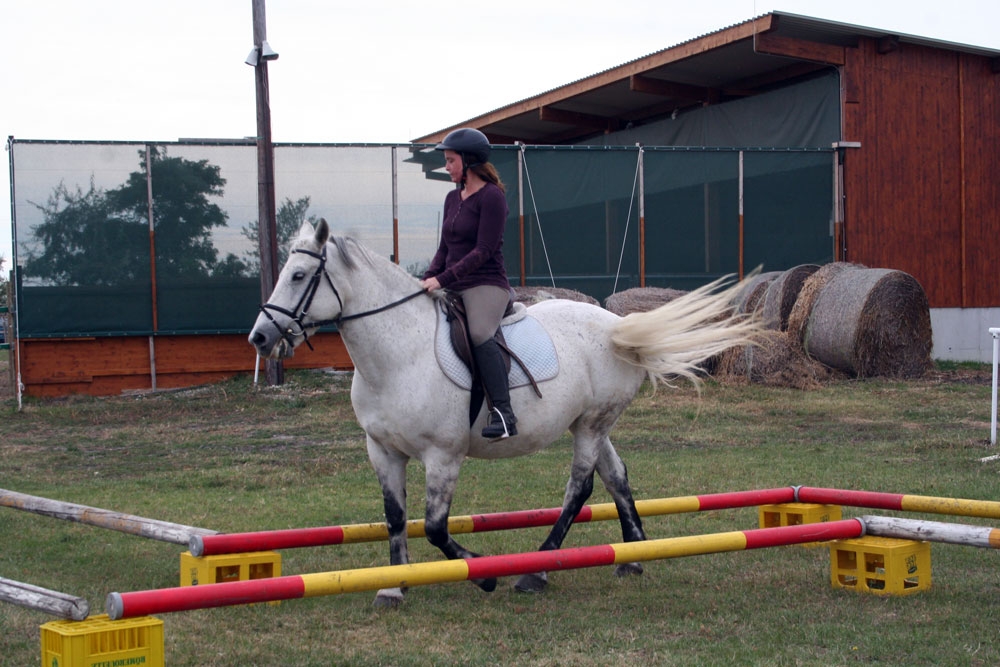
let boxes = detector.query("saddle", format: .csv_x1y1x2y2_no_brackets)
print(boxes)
438,292,545,425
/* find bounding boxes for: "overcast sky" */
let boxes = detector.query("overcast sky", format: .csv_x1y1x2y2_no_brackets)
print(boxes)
3,0,999,267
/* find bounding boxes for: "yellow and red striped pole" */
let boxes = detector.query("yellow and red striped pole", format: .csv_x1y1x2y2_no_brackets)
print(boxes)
796,487,1000,519
109,519,863,620
190,488,797,556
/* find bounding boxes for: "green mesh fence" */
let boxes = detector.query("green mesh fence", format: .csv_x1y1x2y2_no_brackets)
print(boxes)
9,140,834,337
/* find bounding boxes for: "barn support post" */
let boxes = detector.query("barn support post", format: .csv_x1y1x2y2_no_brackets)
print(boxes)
832,142,861,262
250,0,283,386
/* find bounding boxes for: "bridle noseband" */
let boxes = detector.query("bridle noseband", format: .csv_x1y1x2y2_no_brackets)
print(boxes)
258,245,425,351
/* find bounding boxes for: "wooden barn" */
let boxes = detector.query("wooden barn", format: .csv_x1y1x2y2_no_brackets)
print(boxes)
417,11,1000,364
7,11,999,398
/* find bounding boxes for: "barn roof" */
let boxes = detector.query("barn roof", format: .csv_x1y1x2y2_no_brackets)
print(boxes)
412,11,1000,145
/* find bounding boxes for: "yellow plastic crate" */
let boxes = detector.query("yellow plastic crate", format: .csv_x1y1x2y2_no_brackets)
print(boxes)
180,549,281,586
830,536,931,596
759,502,842,528
40,613,163,667
759,503,842,547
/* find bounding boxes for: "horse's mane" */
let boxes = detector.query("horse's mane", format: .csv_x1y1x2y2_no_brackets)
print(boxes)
325,235,428,293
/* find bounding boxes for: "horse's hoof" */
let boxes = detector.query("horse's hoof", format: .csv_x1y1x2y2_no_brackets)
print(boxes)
614,562,644,578
373,587,404,608
471,577,498,593
513,571,548,593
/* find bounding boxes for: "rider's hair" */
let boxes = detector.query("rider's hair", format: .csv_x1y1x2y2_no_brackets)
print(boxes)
468,162,505,193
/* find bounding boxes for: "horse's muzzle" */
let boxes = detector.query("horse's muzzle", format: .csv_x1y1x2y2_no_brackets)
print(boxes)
249,327,294,360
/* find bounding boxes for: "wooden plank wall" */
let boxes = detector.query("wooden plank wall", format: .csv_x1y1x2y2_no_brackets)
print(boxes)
959,53,1000,308
13,333,353,397
841,38,1000,308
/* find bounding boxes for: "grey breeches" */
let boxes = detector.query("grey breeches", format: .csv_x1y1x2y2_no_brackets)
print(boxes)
459,285,511,346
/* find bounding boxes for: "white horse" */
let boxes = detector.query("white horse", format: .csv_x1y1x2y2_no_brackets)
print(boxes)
249,219,761,607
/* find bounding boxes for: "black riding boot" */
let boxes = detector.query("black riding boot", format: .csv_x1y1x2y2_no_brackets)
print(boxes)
472,340,518,439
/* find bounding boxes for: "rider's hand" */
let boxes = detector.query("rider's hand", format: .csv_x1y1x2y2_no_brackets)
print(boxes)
421,277,441,292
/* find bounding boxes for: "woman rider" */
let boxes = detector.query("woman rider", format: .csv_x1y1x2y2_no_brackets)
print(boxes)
420,128,517,439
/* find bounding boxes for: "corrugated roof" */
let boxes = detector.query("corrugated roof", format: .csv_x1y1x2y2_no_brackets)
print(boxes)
412,12,999,146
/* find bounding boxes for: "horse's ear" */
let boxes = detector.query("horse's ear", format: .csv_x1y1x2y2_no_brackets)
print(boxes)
297,220,314,239
315,218,330,246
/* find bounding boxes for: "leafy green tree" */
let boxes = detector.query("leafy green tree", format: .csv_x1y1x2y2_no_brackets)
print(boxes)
107,147,238,281
242,196,319,274
25,179,149,286
0,254,8,305
24,147,246,285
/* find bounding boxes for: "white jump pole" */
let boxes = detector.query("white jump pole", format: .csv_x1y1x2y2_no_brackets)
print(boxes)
0,488,217,545
863,515,1000,549
0,577,90,620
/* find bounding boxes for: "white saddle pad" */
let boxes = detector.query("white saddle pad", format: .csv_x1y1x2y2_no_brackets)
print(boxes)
434,302,559,390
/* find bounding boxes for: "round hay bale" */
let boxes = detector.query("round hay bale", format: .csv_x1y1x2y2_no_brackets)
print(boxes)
760,264,820,330
786,262,864,343
803,268,932,378
604,287,687,316
512,286,600,307
714,331,845,389
732,271,782,314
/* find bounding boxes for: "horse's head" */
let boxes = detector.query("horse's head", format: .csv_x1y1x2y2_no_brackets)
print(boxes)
249,218,343,359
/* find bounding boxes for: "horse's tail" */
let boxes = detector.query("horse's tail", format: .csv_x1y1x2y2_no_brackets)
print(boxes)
609,274,764,390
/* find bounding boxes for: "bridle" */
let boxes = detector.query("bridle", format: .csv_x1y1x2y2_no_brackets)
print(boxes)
258,245,425,351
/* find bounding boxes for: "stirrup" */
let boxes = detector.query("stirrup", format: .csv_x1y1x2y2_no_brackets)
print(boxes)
482,407,517,440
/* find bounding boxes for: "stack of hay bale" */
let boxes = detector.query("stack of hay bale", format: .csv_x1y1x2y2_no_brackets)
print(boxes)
513,286,600,307
602,262,933,388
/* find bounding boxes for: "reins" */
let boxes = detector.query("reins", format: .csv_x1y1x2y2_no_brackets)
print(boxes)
259,245,425,351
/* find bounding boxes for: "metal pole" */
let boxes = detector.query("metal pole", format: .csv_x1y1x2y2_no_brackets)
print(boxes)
637,144,645,287
391,146,399,264
738,151,745,280
144,146,158,391
991,328,999,446
517,143,526,286
251,0,282,385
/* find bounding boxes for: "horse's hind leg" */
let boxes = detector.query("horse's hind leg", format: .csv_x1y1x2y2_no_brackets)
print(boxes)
595,436,647,578
367,437,411,607
514,429,601,593
514,429,645,593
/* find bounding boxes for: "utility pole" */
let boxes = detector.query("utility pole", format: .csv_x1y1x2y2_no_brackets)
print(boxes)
248,0,282,385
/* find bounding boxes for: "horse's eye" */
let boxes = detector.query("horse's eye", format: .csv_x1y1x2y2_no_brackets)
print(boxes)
292,271,306,281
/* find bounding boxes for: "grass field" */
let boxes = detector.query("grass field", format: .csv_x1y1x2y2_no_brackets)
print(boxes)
1,358,998,666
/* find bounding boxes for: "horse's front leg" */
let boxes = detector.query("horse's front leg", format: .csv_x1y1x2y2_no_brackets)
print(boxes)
367,436,410,607
424,456,497,593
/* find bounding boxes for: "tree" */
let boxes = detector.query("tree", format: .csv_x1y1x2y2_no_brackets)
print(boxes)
242,196,319,274
107,147,238,281
24,179,149,286
24,147,247,286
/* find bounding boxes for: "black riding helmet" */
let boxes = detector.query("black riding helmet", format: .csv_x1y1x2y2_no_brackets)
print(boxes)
435,128,491,169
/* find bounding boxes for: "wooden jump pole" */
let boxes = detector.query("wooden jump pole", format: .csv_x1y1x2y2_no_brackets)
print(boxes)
863,515,1000,549
108,519,865,619
0,489,217,545
190,488,798,556
0,577,90,620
